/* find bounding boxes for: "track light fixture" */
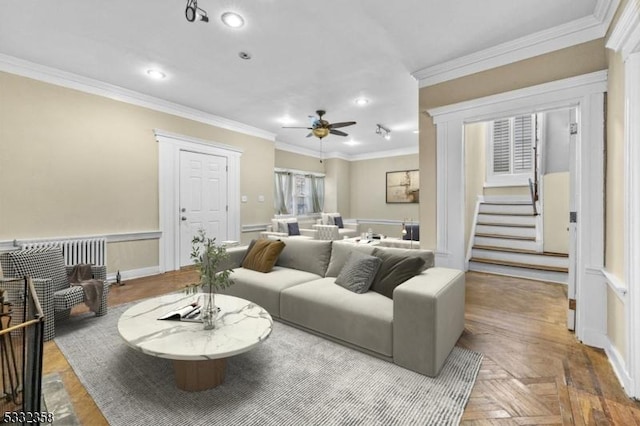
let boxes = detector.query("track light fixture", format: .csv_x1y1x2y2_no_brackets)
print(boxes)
185,0,209,23
376,124,391,140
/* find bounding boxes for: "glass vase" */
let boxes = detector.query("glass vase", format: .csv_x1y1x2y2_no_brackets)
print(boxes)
200,292,218,330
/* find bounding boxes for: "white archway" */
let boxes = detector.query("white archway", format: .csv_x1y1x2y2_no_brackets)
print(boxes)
427,71,607,349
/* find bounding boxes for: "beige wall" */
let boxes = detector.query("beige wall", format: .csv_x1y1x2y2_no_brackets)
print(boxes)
350,154,419,236
542,172,570,254
605,49,626,279
274,149,324,174
604,0,629,365
464,123,486,249
0,71,275,271
418,39,607,251
324,158,351,217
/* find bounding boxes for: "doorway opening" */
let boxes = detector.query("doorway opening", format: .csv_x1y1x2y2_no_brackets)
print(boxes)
155,130,242,272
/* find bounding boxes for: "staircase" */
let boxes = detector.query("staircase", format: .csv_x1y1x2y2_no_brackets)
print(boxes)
468,199,569,284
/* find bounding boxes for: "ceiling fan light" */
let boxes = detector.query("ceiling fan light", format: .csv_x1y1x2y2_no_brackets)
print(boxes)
221,12,245,28
312,128,329,139
354,97,369,106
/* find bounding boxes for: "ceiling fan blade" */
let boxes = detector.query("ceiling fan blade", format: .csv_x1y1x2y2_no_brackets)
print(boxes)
330,121,357,129
306,132,313,138
330,129,348,137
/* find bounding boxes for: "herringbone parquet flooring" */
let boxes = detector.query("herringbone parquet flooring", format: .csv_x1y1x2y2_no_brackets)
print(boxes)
43,270,640,425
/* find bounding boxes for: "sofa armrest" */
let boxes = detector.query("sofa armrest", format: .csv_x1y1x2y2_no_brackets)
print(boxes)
392,267,465,377
299,228,317,238
221,245,249,270
344,223,359,232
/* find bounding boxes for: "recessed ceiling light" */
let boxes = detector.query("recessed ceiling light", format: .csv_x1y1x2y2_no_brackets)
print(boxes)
221,12,245,28
279,116,295,125
344,139,361,146
146,69,166,80
238,51,252,60
354,98,369,106
413,130,420,134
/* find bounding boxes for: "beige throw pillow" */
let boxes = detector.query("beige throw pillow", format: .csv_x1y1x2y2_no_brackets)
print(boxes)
242,239,285,273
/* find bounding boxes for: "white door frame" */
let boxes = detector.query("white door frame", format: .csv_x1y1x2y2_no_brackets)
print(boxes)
155,129,242,272
427,71,607,348
606,0,640,398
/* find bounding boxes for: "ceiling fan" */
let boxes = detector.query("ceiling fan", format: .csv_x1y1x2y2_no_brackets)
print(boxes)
283,110,356,139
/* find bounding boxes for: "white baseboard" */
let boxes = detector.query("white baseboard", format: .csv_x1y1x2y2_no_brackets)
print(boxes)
605,337,634,397
107,266,160,283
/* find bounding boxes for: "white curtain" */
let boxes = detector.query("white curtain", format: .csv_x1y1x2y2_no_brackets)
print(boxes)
274,172,292,215
310,175,324,213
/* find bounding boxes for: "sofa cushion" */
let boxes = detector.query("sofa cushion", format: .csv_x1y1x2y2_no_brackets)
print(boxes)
370,249,426,299
325,241,376,277
242,239,285,273
335,251,381,294
334,216,344,229
276,239,333,277
280,278,394,356
287,222,301,236
371,246,434,272
220,266,322,317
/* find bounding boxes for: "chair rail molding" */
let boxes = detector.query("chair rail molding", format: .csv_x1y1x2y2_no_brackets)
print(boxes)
155,129,242,273
427,71,607,351
606,0,640,399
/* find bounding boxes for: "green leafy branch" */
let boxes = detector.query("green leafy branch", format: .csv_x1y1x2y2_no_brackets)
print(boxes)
185,229,234,295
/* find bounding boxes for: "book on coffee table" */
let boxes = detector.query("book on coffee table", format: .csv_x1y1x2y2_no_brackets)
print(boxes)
158,303,202,322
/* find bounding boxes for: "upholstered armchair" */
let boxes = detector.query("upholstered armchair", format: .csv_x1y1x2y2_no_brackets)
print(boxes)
317,212,359,238
260,217,315,240
0,248,109,341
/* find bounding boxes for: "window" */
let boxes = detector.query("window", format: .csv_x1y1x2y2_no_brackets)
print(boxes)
487,114,534,186
274,170,324,216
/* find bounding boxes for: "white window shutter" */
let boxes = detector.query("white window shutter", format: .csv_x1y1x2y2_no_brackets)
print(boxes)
513,115,533,172
492,119,511,173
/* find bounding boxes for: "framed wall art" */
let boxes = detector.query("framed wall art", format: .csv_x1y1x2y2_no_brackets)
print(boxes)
386,170,419,203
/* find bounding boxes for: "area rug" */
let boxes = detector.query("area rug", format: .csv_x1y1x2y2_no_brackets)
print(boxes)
55,303,482,426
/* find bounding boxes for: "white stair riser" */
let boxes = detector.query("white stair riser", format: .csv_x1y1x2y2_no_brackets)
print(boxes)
477,214,536,226
474,236,539,251
476,225,536,238
479,204,535,215
471,249,569,269
469,262,568,284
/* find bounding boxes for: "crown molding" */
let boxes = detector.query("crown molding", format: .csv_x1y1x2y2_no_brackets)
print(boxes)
427,70,608,122
606,0,640,59
275,141,418,162
0,54,276,142
413,0,619,88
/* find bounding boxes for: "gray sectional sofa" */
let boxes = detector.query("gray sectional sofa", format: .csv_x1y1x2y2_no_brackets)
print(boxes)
220,238,465,377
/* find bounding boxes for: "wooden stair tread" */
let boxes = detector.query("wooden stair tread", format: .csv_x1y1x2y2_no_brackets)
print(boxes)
477,222,535,228
473,245,569,257
470,257,569,273
475,233,536,241
478,212,534,216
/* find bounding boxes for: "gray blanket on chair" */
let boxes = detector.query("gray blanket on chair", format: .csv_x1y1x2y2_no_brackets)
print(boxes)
68,264,104,313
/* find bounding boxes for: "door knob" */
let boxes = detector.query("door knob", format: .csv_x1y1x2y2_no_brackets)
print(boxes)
181,216,187,221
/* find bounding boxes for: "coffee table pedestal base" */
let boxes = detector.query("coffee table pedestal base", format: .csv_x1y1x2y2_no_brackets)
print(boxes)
173,358,227,391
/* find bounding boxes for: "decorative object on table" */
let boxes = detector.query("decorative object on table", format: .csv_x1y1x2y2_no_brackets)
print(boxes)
386,170,419,203
402,219,419,248
185,230,234,330
116,270,123,286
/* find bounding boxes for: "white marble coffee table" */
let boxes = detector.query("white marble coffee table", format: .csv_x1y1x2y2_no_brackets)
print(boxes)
118,292,272,391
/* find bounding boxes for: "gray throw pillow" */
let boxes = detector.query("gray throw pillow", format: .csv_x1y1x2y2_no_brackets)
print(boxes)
370,249,426,299
335,251,382,294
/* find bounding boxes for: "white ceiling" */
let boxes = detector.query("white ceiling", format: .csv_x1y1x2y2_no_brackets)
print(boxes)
0,0,602,158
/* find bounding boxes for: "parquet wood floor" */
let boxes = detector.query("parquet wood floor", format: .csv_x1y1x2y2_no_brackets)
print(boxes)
42,270,640,425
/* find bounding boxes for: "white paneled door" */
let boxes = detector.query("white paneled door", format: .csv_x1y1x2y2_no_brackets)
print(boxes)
179,151,228,267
